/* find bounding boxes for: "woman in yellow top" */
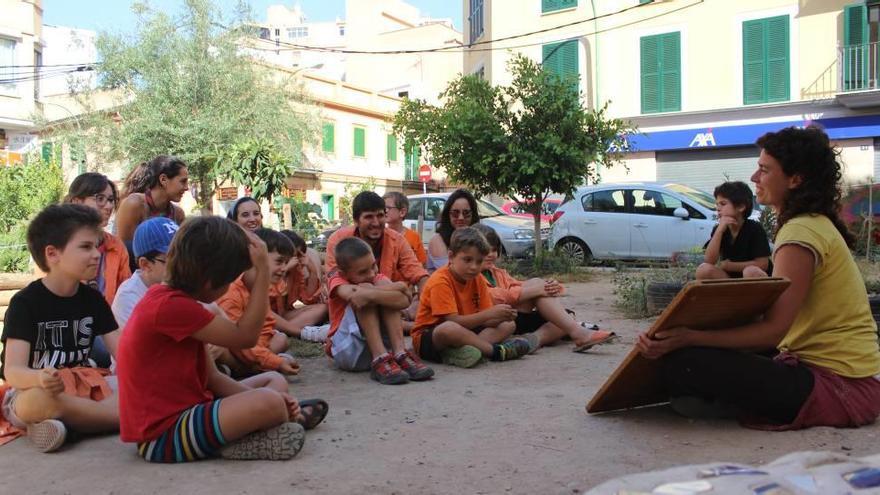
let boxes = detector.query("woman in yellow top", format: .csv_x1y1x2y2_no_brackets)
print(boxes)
638,126,880,429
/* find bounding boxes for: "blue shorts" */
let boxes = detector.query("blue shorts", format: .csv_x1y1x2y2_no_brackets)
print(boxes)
137,399,226,463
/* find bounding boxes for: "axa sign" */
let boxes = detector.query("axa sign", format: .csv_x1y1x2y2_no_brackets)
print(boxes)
689,129,716,147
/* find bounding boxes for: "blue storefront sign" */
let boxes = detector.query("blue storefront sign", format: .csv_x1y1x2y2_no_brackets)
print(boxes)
627,114,880,152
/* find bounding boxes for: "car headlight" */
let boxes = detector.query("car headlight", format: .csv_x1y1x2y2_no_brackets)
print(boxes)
513,229,534,240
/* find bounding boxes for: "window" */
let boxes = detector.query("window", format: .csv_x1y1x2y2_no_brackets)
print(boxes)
274,28,280,37
843,4,880,90
542,0,577,13
742,15,789,104
583,190,626,213
287,27,308,39
322,123,335,153
639,0,653,4
353,127,366,157
469,0,484,43
405,199,424,220
339,25,345,36
640,32,681,114
542,40,579,92
0,39,15,92
475,66,485,80
386,134,397,162
632,190,683,216
404,142,420,180
427,198,446,220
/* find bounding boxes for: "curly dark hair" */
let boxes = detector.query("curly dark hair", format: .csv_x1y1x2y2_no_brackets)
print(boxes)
756,126,854,247
437,189,480,247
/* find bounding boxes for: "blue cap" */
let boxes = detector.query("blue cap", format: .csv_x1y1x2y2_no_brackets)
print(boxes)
133,217,179,258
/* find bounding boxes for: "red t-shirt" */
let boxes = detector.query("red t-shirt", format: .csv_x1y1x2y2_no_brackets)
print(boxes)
325,270,388,356
117,284,216,442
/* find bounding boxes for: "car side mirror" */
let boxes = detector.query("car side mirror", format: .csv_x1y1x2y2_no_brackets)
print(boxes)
673,207,690,220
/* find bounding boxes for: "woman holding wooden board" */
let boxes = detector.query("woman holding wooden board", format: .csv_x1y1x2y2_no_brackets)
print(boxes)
637,126,880,430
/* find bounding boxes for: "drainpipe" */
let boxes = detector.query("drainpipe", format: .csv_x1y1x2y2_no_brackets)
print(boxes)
589,0,599,107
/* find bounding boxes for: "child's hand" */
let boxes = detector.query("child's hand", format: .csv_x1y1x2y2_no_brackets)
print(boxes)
489,304,517,321
350,289,372,310
38,368,64,395
717,216,737,232
280,392,304,423
244,230,269,271
544,279,563,296
278,358,300,375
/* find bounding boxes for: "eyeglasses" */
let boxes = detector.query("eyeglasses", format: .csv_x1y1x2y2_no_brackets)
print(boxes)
385,206,400,211
93,194,116,206
450,209,472,219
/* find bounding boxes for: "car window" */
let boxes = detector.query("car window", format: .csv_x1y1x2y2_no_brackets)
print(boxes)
426,198,446,221
477,199,502,218
543,202,560,215
584,190,626,213
632,190,685,217
405,199,424,221
509,203,526,214
664,184,716,210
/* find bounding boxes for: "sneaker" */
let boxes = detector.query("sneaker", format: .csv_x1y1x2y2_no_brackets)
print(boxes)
370,354,410,385
492,338,531,362
440,345,483,368
521,332,540,354
220,422,306,461
301,324,330,342
395,350,435,381
27,419,67,453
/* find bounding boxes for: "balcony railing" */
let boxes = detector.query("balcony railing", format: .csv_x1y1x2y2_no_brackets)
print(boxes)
839,41,880,92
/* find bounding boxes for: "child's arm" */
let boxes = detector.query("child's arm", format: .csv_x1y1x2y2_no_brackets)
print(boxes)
703,219,734,265
336,282,411,310
720,257,770,273
205,350,251,397
3,339,63,393
101,329,122,359
444,304,517,330
193,232,271,349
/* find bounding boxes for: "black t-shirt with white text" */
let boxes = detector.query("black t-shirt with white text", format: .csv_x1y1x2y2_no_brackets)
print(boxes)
0,280,117,379
703,219,773,271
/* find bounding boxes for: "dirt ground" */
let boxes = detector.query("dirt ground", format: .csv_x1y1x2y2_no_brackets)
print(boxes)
1,272,878,494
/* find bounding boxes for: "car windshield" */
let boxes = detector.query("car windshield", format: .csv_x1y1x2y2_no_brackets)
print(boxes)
477,198,503,218
664,184,716,210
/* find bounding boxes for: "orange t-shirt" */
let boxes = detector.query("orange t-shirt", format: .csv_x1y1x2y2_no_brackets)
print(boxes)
324,271,389,356
100,232,131,306
269,265,323,315
402,227,427,265
481,265,524,305
325,226,427,285
411,266,492,352
216,276,283,370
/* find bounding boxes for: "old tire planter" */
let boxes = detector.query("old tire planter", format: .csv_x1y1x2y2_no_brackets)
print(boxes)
646,281,684,316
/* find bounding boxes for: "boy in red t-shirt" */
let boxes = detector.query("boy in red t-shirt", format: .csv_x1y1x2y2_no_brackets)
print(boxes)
472,224,617,353
326,237,433,385
412,227,532,368
217,228,300,377
117,217,325,462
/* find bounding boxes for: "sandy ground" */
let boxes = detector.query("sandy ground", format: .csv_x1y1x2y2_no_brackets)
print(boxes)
1,272,878,494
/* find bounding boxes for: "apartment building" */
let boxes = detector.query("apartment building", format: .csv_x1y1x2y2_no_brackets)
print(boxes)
463,0,880,192
0,0,42,165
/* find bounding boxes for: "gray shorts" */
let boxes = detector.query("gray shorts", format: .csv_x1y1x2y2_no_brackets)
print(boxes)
330,306,373,371
1,375,118,428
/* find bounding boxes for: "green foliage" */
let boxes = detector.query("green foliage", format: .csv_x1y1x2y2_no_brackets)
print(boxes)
337,177,377,225
496,250,592,283
612,263,696,318
274,196,329,241
394,53,635,257
0,158,65,272
759,206,777,239
79,0,318,209
217,137,293,204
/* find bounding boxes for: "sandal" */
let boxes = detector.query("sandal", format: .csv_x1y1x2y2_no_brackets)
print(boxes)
572,330,618,353
298,398,329,430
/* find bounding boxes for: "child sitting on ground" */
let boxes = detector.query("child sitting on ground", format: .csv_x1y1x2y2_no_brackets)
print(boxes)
269,230,329,343
112,217,179,330
117,217,319,462
326,237,434,384
1,204,121,452
472,224,617,353
697,181,772,279
217,228,300,377
412,226,532,368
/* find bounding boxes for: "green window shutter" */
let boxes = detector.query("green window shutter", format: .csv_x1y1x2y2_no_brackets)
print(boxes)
743,19,767,104
844,4,869,90
640,36,661,113
404,142,420,180
660,32,681,111
542,0,576,13
766,15,790,102
639,0,653,3
353,127,365,157
543,40,579,92
386,134,397,162
322,123,334,152
41,142,53,164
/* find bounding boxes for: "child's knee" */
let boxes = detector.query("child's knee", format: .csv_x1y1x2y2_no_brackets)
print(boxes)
14,388,63,424
263,372,289,392
249,389,288,422
742,266,768,278
498,321,516,334
434,320,465,337
695,263,716,279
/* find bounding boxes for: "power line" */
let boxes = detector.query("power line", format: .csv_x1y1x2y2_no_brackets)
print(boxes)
0,66,95,84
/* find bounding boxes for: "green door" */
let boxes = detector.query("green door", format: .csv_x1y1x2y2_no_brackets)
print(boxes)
322,194,335,221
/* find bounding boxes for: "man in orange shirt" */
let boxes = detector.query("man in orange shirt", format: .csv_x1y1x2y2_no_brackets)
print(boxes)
383,191,427,266
325,192,428,315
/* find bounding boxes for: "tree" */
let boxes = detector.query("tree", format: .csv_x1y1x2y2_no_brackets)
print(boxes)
77,0,317,210
393,54,634,257
217,137,292,204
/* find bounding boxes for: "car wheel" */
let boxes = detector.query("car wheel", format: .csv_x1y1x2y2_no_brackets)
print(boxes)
556,237,592,265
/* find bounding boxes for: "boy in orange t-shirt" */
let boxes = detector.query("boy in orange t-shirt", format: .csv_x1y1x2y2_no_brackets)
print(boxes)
412,227,532,368
217,228,300,376
268,230,329,343
473,224,616,353
383,192,427,266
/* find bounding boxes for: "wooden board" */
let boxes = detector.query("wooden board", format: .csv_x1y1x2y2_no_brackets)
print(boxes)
587,277,791,414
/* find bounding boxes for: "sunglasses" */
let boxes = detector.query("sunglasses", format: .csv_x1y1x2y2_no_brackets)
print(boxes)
450,209,472,219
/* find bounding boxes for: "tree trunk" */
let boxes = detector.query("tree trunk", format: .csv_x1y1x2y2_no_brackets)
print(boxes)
533,209,543,261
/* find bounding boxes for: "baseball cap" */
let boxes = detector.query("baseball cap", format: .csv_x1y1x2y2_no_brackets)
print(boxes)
133,217,179,258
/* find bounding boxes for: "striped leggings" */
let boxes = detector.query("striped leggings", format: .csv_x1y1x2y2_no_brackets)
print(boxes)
137,399,227,463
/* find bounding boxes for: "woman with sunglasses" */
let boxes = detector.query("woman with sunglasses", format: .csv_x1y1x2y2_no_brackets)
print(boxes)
426,189,480,272
64,172,132,368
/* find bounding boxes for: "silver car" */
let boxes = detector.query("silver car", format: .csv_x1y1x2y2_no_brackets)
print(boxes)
404,193,549,258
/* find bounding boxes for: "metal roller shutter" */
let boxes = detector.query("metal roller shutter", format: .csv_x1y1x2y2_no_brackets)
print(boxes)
873,138,880,180
655,146,760,194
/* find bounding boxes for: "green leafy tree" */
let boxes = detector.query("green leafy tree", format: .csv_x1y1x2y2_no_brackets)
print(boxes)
78,0,317,210
338,177,378,225
394,54,634,257
217,137,292,204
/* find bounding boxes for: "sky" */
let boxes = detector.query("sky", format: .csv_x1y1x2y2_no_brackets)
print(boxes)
42,0,462,33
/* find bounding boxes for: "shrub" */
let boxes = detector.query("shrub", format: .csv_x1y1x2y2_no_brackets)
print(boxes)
612,263,695,318
496,250,591,283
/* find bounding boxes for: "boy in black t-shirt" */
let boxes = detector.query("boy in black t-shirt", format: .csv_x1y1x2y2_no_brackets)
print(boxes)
697,181,772,279
1,204,120,452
